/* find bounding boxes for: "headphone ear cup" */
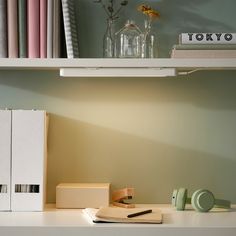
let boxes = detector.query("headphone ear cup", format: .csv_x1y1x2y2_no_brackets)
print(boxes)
191,189,215,212
175,188,187,211
172,189,178,207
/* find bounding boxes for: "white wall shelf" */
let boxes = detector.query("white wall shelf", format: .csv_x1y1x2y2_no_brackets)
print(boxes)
0,58,236,77
0,204,235,236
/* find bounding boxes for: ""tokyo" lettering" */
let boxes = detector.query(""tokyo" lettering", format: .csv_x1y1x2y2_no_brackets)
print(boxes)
187,33,233,42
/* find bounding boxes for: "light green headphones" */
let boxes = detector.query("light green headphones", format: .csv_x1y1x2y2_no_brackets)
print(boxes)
172,188,231,212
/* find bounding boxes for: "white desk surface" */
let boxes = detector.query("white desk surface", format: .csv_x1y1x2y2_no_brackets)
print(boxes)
0,204,235,236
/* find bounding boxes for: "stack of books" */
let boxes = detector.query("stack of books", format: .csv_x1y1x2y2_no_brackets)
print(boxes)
171,33,236,58
0,0,79,58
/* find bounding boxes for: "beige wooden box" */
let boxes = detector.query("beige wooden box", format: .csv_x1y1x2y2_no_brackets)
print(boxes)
56,183,110,209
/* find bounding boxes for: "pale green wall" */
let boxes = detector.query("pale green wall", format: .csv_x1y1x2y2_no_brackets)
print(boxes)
77,0,236,58
1,0,236,204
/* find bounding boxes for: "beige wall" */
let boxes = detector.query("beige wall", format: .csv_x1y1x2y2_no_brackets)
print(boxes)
0,69,236,203
1,0,236,203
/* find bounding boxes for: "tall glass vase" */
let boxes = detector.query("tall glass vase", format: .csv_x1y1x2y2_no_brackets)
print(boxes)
141,19,158,58
103,18,116,58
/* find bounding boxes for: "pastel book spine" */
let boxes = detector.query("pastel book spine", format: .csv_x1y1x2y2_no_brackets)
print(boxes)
18,0,27,58
0,110,11,211
28,0,40,58
53,0,61,58
61,0,79,58
7,0,18,58
0,0,7,57
47,0,53,58
40,0,47,58
11,110,47,211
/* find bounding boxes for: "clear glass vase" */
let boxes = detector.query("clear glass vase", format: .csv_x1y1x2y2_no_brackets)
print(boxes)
141,19,158,58
115,20,142,58
103,18,116,58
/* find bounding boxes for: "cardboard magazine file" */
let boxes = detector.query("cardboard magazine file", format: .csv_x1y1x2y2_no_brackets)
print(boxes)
11,110,48,211
0,110,11,211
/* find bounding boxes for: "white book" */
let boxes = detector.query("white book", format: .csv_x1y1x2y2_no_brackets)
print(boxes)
171,49,236,58
11,110,48,211
61,0,79,58
180,33,236,44
0,110,11,211
83,208,100,223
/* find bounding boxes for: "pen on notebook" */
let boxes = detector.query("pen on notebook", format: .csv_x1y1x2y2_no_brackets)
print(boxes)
127,209,152,218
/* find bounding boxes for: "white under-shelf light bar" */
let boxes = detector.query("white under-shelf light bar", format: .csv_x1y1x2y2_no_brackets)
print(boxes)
60,68,176,78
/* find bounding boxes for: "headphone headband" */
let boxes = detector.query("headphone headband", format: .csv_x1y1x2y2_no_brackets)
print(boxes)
215,198,231,208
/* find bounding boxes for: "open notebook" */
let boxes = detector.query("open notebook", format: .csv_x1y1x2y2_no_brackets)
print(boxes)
83,207,162,224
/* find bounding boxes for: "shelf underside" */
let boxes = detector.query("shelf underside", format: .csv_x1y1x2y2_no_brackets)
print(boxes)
0,58,236,77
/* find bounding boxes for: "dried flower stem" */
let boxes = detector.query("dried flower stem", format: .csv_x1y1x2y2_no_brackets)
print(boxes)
94,0,128,20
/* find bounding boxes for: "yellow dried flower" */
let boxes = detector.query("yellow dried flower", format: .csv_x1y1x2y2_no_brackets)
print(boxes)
137,4,160,19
